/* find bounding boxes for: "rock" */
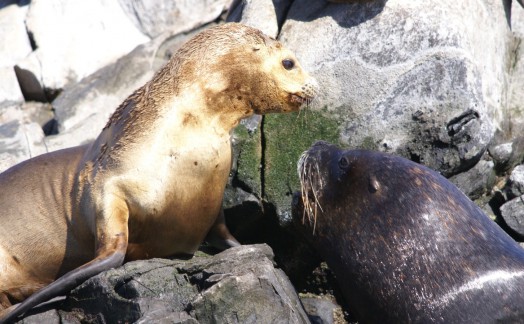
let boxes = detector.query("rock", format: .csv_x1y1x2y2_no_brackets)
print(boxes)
0,67,24,103
19,101,55,129
18,309,63,324
19,245,310,324
279,0,504,173
0,2,31,102
227,0,294,38
507,1,524,135
490,143,514,167
226,0,516,219
46,28,206,151
0,3,31,69
0,102,47,172
300,297,341,324
18,0,149,91
506,164,524,199
500,195,524,237
449,159,496,200
119,0,234,38
489,138,524,173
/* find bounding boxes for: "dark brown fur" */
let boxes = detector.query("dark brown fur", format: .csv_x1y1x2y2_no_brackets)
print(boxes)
294,141,524,323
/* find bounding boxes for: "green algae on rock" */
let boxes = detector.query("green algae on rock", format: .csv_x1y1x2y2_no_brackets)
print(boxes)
264,108,340,221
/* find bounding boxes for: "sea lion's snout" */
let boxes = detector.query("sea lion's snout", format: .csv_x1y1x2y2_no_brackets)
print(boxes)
290,76,318,106
303,77,319,101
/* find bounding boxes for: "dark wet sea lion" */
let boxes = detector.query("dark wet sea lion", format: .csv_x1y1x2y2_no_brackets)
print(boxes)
0,23,317,323
293,141,524,323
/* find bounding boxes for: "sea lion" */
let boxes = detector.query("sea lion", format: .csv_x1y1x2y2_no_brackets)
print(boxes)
0,23,317,322
293,141,524,323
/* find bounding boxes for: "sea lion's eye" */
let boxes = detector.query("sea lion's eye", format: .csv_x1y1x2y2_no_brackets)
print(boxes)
282,59,295,70
338,156,350,169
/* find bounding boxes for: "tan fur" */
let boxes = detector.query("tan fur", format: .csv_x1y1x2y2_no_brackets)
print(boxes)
0,23,316,320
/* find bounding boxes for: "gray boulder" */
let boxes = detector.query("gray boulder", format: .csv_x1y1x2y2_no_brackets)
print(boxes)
489,138,524,173
228,0,513,219
0,3,31,69
119,0,234,38
301,297,342,324
17,0,149,91
500,195,524,237
279,0,502,174
0,102,49,172
227,0,294,38
508,1,524,135
0,67,24,103
46,27,209,152
18,245,310,324
506,165,524,199
0,3,31,103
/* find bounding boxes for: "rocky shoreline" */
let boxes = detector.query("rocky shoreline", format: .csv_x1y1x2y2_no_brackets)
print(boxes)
1,0,524,323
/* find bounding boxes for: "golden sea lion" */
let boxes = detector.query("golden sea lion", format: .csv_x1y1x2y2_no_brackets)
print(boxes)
0,23,317,322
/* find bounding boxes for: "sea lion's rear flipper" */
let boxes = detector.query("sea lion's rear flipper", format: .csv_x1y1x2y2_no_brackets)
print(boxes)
0,247,126,323
205,208,240,251
0,200,130,324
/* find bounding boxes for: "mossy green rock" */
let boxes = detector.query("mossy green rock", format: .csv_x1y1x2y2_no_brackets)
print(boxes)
264,109,340,221
227,108,341,222
231,119,263,198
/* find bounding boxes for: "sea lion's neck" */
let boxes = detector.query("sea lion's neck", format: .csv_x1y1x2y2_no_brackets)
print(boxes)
88,70,255,171
158,82,253,134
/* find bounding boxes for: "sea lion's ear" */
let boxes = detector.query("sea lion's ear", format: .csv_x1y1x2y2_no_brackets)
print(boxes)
253,46,261,51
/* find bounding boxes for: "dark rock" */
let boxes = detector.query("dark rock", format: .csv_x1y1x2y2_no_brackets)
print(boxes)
500,195,524,237
449,160,496,200
18,245,310,324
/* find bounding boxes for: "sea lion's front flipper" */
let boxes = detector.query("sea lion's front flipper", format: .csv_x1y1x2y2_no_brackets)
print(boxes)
205,207,240,251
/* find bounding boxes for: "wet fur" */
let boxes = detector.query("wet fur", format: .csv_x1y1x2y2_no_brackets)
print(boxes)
294,142,524,323
0,23,316,322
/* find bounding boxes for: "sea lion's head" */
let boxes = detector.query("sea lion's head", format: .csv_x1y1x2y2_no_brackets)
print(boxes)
170,23,317,117
293,141,426,233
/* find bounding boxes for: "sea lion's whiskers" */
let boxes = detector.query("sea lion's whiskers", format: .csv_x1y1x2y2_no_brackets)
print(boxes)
298,151,322,234
298,151,312,225
309,161,324,233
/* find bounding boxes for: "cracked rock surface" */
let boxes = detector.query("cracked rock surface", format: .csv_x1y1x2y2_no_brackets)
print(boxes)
17,245,310,324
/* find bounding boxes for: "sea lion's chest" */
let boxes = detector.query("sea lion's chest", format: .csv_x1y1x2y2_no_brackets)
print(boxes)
115,128,233,257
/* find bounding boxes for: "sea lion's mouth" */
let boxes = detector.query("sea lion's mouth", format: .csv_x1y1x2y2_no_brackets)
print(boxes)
289,77,318,107
288,93,314,106
290,93,312,105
